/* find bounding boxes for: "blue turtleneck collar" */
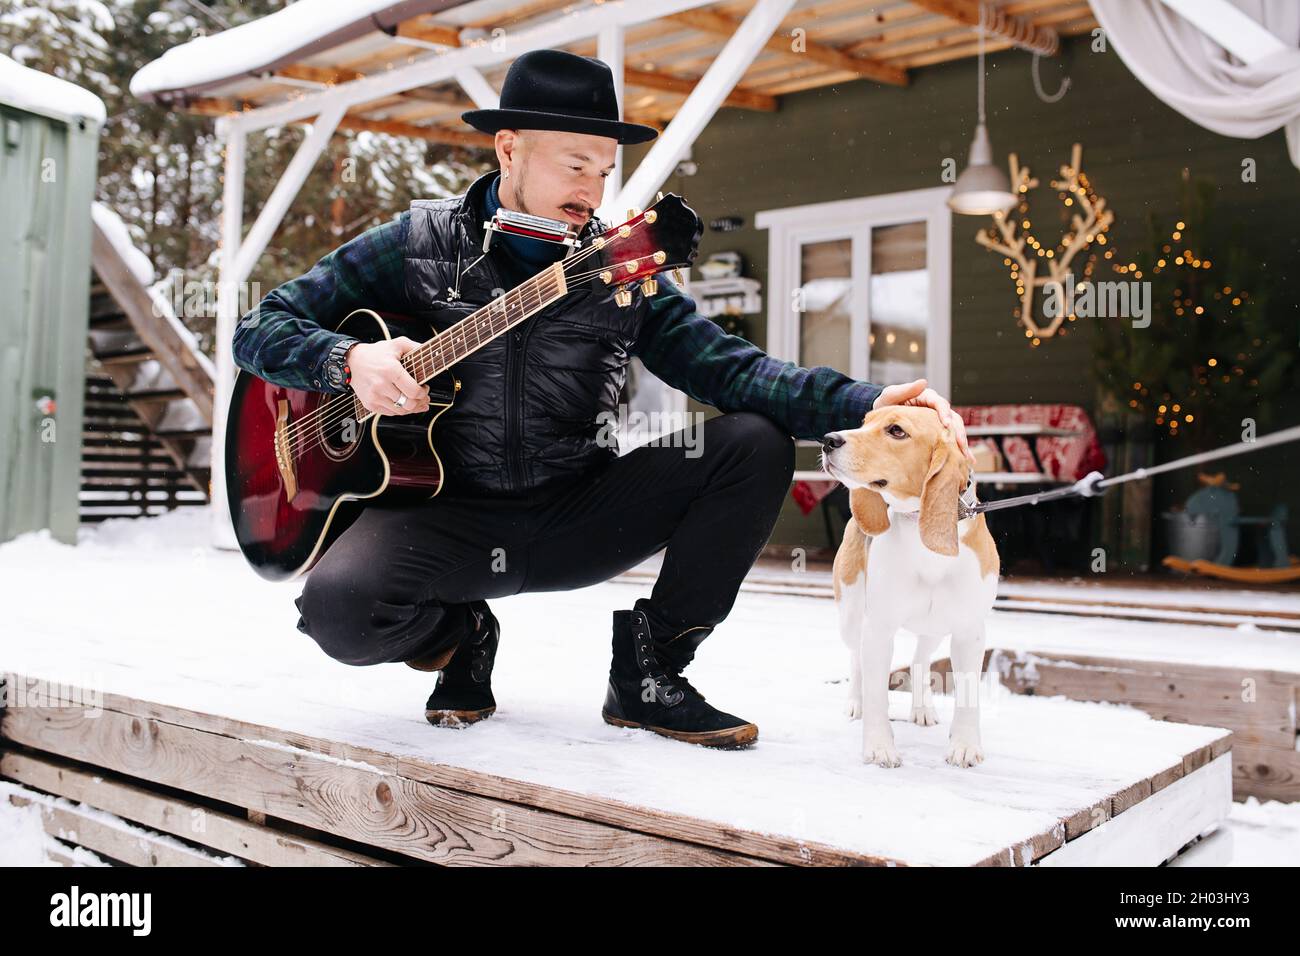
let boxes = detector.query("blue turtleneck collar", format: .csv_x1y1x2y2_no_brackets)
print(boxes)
484,171,571,270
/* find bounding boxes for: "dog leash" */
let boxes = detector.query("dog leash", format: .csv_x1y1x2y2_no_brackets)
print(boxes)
957,423,1300,520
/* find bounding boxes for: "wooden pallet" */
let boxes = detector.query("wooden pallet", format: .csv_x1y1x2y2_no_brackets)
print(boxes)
0,676,1232,867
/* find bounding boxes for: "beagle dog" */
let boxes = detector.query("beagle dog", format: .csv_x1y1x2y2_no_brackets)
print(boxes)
821,405,999,768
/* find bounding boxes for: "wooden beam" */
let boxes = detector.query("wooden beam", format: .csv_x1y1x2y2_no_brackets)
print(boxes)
909,0,1059,56
336,114,494,148
625,66,778,111
394,19,463,48
90,226,214,423
185,98,494,148
2,750,391,867
666,8,909,86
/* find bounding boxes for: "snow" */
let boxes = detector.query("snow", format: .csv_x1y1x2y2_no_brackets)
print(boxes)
91,202,154,285
998,578,1300,617
0,52,106,125
2,507,1281,865
622,556,1300,671
130,0,416,99
154,398,207,433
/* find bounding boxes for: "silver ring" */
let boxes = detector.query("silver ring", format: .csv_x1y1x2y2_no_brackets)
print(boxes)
394,393,408,408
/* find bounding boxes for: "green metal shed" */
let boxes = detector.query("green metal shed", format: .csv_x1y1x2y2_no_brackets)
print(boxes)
0,55,104,545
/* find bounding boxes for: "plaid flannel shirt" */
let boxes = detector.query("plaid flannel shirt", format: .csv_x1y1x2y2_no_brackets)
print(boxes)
232,209,884,443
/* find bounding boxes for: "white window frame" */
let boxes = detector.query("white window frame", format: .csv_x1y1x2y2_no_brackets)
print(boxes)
755,185,952,397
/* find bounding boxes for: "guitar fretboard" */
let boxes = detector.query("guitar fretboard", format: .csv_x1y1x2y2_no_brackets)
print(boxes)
348,261,567,423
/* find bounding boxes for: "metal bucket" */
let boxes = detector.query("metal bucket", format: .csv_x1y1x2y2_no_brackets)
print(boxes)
1162,512,1220,562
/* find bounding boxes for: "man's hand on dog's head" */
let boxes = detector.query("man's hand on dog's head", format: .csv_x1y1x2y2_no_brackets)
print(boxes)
872,379,977,467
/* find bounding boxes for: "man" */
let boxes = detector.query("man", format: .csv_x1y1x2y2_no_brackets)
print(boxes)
232,49,973,749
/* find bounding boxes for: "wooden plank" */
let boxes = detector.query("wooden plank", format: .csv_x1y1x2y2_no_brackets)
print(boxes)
0,674,1233,866
6,789,229,867
90,222,214,422
1035,754,1232,865
909,0,1060,55
1,750,390,867
994,651,1297,751
81,688,904,866
966,649,1298,802
0,697,789,867
665,8,909,87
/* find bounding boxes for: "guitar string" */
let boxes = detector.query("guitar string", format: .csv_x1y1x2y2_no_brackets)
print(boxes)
280,216,666,453
279,219,640,451
279,229,619,452
285,255,662,457
281,221,667,458
285,275,557,457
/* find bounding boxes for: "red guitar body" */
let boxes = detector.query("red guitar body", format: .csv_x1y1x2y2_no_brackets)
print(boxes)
225,309,457,581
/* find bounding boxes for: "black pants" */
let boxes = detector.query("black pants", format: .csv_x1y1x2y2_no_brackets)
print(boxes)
294,411,796,666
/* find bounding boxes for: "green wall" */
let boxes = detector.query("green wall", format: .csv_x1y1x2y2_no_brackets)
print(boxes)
629,36,1300,562
0,103,99,545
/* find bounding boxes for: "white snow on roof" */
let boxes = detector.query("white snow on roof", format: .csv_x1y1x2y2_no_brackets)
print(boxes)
91,202,154,285
0,52,106,125
129,0,417,99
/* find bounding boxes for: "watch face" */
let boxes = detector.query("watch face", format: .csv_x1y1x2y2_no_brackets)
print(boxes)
325,362,344,387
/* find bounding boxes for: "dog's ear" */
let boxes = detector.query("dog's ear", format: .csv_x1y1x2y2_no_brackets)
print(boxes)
918,438,965,556
850,487,890,536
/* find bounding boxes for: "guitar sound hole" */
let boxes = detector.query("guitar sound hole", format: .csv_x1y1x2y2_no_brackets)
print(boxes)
316,407,365,462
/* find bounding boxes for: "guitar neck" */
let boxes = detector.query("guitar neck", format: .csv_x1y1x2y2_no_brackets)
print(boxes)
405,261,569,386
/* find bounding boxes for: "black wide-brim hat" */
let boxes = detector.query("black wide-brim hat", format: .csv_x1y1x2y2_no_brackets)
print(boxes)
462,49,659,145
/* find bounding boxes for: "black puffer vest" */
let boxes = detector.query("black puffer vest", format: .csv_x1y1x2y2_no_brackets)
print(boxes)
404,171,648,497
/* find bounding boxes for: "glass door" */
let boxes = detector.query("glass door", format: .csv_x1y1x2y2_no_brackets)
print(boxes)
758,187,951,396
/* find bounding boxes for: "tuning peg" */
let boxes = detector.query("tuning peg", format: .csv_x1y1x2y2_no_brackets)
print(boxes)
599,270,613,285
626,207,642,221
614,285,633,307
656,191,664,202
672,268,686,285
640,278,658,297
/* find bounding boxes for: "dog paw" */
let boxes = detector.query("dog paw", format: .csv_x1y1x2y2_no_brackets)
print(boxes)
910,703,939,726
844,695,862,720
862,734,902,768
945,735,985,768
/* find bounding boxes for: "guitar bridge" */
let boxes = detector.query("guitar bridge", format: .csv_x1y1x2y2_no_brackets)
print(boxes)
274,398,299,502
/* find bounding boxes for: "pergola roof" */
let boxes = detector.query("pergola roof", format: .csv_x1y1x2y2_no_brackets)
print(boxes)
131,0,1098,149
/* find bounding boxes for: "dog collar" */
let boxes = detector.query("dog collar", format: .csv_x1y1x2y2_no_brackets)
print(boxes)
957,473,980,520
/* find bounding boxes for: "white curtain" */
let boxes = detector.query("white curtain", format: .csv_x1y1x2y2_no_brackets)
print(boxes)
1089,0,1300,168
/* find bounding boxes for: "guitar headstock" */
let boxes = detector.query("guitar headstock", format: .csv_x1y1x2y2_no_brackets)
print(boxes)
566,192,703,305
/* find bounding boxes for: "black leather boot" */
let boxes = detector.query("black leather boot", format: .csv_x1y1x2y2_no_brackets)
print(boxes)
601,608,757,749
424,601,499,727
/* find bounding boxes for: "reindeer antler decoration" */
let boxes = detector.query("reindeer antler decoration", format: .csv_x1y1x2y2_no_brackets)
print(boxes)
975,143,1114,341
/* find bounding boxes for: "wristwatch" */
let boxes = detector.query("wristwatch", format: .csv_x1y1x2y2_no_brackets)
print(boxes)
323,337,360,390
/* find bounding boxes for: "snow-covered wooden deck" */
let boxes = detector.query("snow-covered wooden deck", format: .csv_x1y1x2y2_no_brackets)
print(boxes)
1,509,1241,866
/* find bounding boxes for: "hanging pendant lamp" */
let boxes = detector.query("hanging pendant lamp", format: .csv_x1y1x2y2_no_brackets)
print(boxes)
948,1,1018,215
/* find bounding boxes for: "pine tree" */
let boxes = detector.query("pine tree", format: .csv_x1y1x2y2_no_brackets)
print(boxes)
2,0,489,356
1091,176,1296,454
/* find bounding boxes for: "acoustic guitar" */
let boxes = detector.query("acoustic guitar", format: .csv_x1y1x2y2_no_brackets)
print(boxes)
225,193,703,580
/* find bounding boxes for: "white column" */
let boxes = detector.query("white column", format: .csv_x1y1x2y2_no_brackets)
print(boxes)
454,67,500,109
231,103,346,283
210,116,245,550
615,0,797,211
597,24,626,221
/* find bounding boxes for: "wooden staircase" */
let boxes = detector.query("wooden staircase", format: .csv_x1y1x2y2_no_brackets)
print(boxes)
82,212,216,522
